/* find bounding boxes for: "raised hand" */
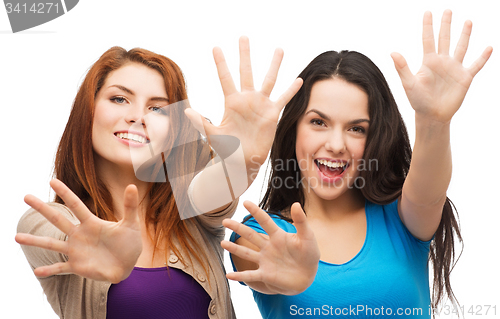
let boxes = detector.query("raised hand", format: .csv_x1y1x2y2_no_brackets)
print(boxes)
15,179,142,284
391,10,492,124
221,201,320,295
185,36,303,171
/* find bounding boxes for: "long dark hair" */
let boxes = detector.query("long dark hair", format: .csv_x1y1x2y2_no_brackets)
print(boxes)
260,50,462,309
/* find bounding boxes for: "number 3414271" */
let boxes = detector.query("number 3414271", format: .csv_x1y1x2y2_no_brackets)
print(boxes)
5,3,60,14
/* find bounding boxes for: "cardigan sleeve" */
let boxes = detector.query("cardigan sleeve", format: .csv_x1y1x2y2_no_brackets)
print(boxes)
17,203,111,319
17,202,79,273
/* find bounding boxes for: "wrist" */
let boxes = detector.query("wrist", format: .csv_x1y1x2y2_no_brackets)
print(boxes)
414,111,452,127
414,112,451,148
415,112,452,136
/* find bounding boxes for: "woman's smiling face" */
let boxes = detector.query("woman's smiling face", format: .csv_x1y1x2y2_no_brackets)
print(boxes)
295,77,370,202
92,62,171,172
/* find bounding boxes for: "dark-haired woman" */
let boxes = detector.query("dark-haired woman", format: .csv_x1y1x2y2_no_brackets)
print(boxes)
224,11,492,318
15,37,302,319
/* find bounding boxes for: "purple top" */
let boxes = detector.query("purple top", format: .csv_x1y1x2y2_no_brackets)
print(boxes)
106,267,211,319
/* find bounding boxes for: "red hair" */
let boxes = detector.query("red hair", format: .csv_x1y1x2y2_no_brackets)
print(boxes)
54,47,212,274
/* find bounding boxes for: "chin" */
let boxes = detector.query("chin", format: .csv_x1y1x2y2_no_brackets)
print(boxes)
305,175,362,202
310,187,347,201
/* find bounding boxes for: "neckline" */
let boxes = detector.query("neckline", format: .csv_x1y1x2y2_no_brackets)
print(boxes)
318,199,370,267
133,266,169,271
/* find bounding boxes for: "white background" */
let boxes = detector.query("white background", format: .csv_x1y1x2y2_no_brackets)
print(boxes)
1,0,498,318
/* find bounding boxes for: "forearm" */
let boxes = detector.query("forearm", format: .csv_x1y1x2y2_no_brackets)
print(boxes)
404,114,452,206
190,141,260,214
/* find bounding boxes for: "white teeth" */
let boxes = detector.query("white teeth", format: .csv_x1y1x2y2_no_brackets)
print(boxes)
317,159,347,168
117,133,147,144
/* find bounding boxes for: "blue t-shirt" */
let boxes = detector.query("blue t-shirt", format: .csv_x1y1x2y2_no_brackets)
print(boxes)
229,200,432,318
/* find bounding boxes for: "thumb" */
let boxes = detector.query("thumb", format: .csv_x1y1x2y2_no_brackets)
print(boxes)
290,202,314,242
121,184,140,230
390,52,414,90
184,108,217,138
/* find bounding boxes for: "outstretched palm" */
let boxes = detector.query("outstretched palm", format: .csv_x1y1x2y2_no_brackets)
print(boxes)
391,10,492,123
222,201,320,295
185,36,302,171
16,179,142,283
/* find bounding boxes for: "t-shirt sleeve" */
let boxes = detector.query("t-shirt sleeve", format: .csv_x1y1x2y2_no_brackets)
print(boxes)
229,213,296,243
383,199,432,252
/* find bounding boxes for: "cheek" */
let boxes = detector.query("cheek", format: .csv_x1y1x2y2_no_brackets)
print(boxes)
352,140,366,159
295,126,316,159
91,103,122,149
93,103,115,131
348,139,367,174
91,106,105,140
147,116,171,150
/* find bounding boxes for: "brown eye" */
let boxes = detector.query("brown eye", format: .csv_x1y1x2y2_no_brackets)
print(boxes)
310,119,326,126
350,126,366,134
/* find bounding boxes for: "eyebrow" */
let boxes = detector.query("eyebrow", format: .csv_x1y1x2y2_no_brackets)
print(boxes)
305,109,370,125
108,84,169,102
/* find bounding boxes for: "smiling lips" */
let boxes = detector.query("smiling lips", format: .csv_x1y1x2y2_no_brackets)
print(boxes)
114,132,150,145
315,159,349,181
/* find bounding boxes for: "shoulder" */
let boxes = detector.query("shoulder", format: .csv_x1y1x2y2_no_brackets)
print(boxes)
367,199,432,248
248,212,296,233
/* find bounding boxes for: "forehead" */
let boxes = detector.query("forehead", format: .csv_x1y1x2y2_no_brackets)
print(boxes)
306,78,369,119
103,63,167,97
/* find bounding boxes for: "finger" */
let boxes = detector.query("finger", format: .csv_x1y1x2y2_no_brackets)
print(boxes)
438,9,452,55
222,218,266,249
290,203,314,241
454,20,472,63
221,240,260,263
121,184,140,229
213,47,237,96
226,269,262,283
34,262,72,278
468,46,493,77
391,52,415,91
422,11,436,55
184,108,218,138
24,194,75,235
275,77,303,111
243,200,281,237
239,36,254,91
261,48,284,97
49,179,93,224
15,233,69,255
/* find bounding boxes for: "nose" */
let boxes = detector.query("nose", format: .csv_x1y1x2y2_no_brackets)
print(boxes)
125,105,146,126
324,130,346,154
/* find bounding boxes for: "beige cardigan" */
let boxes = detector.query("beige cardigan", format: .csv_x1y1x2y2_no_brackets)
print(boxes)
17,200,238,319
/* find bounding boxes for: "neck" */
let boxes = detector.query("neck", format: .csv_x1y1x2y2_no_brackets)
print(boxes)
303,188,365,222
95,157,151,220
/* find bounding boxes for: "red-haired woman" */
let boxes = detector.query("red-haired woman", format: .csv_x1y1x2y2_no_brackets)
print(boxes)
15,37,302,319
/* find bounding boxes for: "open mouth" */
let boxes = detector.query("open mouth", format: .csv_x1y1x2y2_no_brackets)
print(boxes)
114,132,150,144
315,159,349,179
